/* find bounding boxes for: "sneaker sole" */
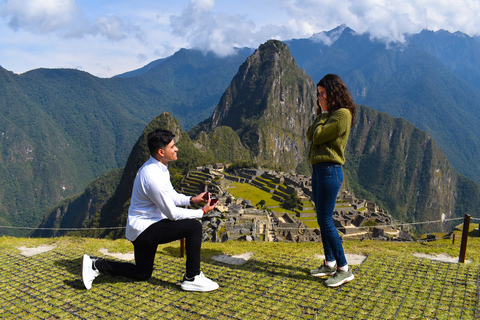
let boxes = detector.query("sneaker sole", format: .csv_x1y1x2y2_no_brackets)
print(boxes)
325,274,355,287
180,283,219,292
82,254,92,290
311,271,336,277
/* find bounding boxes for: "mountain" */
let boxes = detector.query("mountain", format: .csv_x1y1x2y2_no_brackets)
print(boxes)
33,40,480,238
5,26,480,235
0,50,250,235
408,29,480,90
285,26,480,182
190,40,315,174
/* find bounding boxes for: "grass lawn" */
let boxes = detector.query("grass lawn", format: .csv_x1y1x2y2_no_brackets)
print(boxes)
1,231,479,319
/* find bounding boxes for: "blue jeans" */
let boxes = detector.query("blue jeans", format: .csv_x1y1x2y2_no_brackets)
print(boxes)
312,162,347,268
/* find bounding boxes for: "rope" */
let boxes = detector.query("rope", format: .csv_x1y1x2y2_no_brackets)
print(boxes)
0,216,476,232
0,225,125,230
272,217,468,231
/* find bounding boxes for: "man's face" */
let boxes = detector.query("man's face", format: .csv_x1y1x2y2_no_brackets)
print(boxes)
159,139,178,164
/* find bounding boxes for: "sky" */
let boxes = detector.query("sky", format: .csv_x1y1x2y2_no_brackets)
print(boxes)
1,0,480,78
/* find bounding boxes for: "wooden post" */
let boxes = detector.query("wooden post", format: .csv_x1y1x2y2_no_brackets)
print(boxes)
458,214,471,263
180,238,185,258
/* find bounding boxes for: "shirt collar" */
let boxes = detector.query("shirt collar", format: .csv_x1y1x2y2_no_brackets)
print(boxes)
149,155,168,172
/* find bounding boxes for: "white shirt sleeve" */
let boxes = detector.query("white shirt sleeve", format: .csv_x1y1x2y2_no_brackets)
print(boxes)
125,157,203,241
143,167,203,221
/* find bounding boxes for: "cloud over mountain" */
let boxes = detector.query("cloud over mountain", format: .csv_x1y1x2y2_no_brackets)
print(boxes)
1,0,480,77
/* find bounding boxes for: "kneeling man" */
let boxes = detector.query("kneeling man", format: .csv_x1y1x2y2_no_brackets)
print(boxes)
82,129,219,292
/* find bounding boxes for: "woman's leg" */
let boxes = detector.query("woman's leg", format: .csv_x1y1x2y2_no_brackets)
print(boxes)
313,163,347,268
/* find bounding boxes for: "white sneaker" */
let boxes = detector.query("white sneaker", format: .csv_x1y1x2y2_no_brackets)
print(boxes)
82,254,100,290
180,272,219,292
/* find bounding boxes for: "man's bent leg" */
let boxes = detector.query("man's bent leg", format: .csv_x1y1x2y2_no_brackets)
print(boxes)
94,243,157,281
140,219,202,278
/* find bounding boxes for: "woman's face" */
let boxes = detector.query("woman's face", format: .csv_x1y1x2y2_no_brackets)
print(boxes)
317,85,327,112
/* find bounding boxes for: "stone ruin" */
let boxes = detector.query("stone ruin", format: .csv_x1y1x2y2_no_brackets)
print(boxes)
180,166,412,243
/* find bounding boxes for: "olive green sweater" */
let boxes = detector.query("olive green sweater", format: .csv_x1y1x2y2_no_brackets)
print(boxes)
306,108,352,165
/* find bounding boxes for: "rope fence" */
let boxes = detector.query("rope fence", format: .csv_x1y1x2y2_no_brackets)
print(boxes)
0,216,478,232
0,226,126,230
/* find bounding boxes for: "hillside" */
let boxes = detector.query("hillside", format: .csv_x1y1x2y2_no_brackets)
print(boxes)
4,26,480,235
1,234,479,319
0,50,249,235
33,40,480,237
286,26,480,182
190,40,315,174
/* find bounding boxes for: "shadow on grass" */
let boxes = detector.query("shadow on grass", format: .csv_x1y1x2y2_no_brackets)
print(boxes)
62,275,180,291
53,246,363,292
54,246,226,291
161,246,224,258
203,254,363,283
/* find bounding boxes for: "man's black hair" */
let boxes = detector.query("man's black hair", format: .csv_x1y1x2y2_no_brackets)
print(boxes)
147,129,175,156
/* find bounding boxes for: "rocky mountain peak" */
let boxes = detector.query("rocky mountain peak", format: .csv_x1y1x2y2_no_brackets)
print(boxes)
196,39,316,173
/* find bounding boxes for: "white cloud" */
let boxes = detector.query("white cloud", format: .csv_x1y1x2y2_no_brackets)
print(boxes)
0,0,145,42
273,0,480,43
1,0,80,32
169,0,288,56
1,0,480,77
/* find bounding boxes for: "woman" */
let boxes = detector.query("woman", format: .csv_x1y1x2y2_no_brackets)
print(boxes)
306,74,356,287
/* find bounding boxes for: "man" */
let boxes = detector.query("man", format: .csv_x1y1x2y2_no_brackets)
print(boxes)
82,129,219,292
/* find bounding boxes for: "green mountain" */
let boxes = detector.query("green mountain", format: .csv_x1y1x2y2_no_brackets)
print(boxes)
190,40,315,174
286,26,480,183
5,27,480,236
0,50,249,235
345,106,457,224
33,40,480,238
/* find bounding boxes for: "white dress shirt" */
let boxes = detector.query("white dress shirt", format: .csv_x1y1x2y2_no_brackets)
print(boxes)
126,156,203,241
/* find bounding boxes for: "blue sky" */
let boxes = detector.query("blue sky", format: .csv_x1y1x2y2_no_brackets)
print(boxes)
1,0,479,78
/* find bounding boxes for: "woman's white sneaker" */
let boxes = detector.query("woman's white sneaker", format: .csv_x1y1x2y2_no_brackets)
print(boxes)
180,272,219,292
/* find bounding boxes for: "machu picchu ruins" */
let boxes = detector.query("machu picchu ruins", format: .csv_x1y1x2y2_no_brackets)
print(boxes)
178,165,411,243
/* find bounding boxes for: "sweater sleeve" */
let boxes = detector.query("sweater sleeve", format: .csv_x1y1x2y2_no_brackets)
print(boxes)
307,113,329,141
310,109,351,145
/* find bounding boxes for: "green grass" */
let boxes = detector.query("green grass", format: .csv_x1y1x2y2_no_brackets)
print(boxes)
1,234,479,319
228,181,280,207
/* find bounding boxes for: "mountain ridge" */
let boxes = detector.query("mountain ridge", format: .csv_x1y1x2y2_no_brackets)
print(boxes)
3,26,480,234
32,40,480,237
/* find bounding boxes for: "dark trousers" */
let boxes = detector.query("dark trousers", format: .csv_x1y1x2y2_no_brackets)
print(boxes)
95,219,202,280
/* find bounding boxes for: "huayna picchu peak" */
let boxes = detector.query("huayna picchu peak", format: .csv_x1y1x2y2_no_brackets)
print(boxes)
190,40,316,174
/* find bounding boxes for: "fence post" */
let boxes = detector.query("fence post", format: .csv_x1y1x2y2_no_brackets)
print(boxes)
458,214,471,263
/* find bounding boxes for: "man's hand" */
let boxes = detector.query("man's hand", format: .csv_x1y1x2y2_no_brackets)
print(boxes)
202,198,219,214
190,192,208,205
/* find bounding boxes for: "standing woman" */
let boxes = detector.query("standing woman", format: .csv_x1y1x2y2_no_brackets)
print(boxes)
307,74,356,287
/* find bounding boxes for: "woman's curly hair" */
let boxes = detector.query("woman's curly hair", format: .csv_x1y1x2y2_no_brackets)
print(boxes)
317,74,356,126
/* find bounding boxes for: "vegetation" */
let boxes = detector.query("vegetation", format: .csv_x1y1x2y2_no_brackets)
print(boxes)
1,231,479,319
5,32,480,240
0,51,248,236
282,190,302,210
226,161,259,172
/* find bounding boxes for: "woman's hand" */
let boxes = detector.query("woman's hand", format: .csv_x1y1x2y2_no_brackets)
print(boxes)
317,85,328,114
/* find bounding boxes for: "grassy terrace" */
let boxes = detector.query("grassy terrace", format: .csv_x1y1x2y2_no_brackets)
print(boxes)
1,229,479,319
